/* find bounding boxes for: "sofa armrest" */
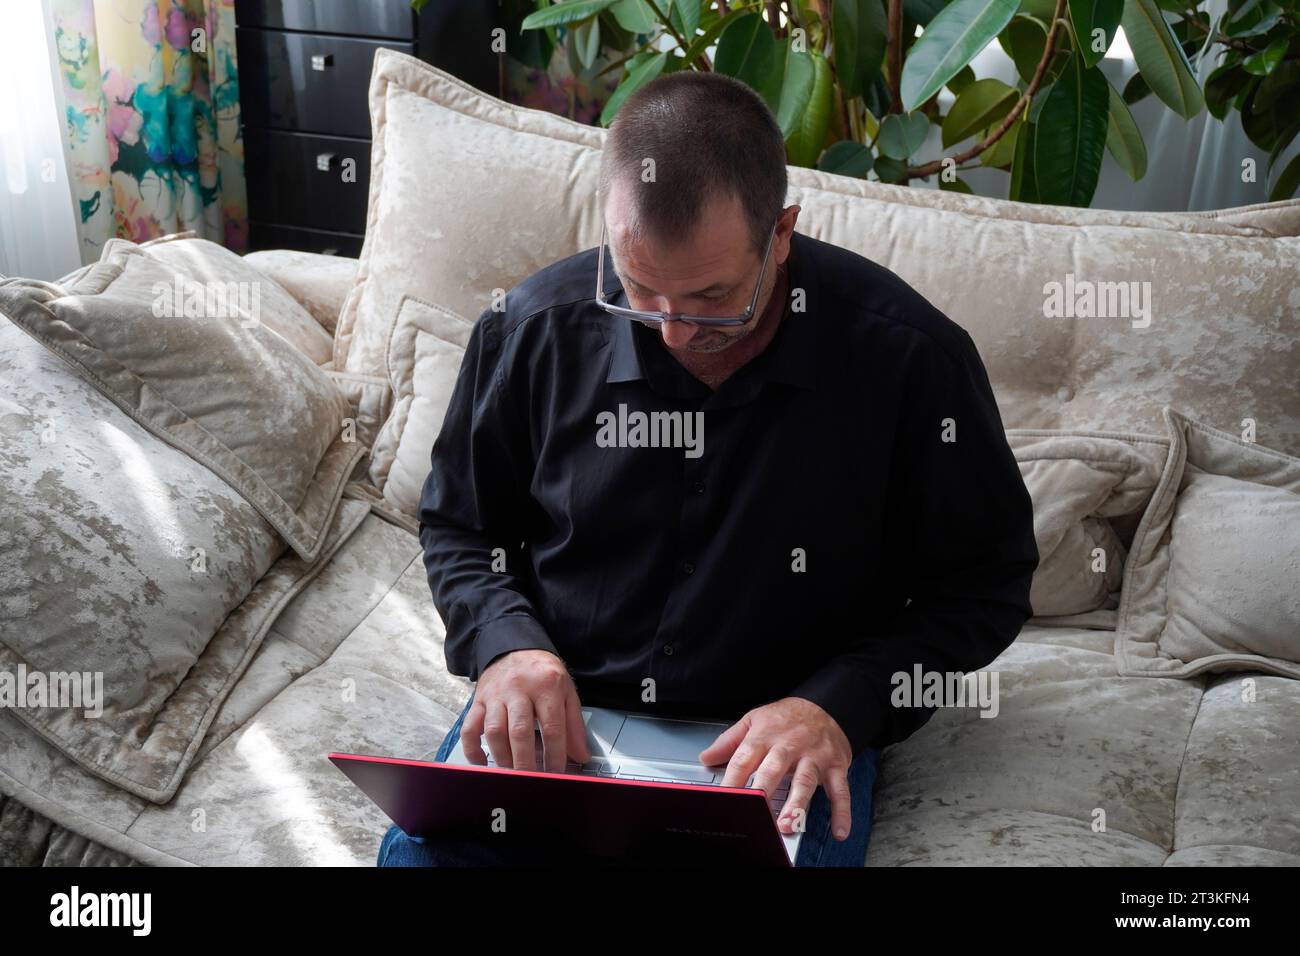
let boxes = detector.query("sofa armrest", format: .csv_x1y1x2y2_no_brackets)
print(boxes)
242,249,358,337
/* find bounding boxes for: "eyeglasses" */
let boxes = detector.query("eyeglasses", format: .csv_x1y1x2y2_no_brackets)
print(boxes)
595,219,778,327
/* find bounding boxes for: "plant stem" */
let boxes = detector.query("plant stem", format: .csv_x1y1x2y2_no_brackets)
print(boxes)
887,0,903,115
766,0,783,37
906,0,1067,178
817,0,853,145
644,0,697,61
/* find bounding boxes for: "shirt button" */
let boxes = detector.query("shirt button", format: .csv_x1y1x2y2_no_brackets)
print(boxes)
663,644,674,656
690,480,705,495
681,561,695,575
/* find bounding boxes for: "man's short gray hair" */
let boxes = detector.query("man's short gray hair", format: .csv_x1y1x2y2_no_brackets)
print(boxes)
597,71,788,255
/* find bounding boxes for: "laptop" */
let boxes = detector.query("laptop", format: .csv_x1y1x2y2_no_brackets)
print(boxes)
330,706,801,866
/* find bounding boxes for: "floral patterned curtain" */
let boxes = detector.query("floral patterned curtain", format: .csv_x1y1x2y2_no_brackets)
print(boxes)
51,0,246,260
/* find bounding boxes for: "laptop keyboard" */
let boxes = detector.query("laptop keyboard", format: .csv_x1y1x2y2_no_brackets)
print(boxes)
481,743,793,814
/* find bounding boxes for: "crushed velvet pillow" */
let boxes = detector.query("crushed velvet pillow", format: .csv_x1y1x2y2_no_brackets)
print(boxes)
369,294,475,516
138,233,335,366
1116,407,1300,679
0,238,364,561
0,314,370,802
1009,430,1170,619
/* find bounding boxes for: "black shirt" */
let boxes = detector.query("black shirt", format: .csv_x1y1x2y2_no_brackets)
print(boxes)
416,229,1039,758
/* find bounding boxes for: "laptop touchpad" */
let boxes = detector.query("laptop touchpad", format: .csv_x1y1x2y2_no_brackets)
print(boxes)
613,716,725,763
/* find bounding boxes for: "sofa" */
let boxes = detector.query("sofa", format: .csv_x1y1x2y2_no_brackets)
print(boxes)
1,49,1297,867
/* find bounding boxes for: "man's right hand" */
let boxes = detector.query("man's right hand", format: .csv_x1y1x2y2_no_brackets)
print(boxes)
461,649,591,773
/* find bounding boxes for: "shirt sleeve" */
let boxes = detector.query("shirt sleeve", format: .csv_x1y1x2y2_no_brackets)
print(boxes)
416,309,561,681
788,326,1039,759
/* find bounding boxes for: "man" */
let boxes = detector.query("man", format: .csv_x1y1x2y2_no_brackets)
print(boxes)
378,71,1038,867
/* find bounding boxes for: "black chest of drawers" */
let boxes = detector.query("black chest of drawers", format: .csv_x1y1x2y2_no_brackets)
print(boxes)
236,0,499,255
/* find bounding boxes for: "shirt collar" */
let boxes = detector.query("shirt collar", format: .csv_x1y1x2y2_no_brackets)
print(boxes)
604,230,817,391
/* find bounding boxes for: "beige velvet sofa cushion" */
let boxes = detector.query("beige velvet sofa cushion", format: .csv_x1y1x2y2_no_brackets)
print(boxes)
339,50,1300,493
324,369,393,454
139,234,335,365
241,247,359,339
0,239,363,561
0,314,371,802
1116,407,1300,679
370,295,474,512
1008,430,1169,618
58,233,335,366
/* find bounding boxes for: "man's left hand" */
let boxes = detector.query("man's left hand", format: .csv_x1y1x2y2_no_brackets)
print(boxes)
698,697,854,841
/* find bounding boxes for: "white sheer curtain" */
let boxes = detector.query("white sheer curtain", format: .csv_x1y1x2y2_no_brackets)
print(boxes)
0,0,80,281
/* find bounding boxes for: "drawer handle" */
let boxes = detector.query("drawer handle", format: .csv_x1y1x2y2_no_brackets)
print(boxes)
315,152,336,172
311,53,333,71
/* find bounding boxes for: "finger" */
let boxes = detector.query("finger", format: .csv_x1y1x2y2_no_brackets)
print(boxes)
533,689,567,774
564,684,591,765
481,698,511,767
698,716,749,767
824,765,853,841
751,745,796,804
507,696,539,771
460,698,488,764
719,734,766,789
778,758,821,836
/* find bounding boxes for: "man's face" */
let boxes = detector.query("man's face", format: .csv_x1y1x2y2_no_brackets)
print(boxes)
605,187,792,354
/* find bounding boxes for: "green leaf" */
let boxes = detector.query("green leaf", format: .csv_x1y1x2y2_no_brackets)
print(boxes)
1120,0,1204,117
715,12,783,109
717,12,774,83
819,140,875,176
943,78,1018,146
681,7,749,64
1242,61,1300,150
874,155,908,183
1016,0,1058,17
1034,54,1109,205
610,0,657,33
600,51,668,126
833,0,889,99
981,115,1022,166
1225,0,1284,38
780,50,835,167
1104,79,1147,179
878,111,931,159
1205,61,1252,119
940,175,975,193
572,16,602,69
998,16,1050,85
1068,0,1124,68
1269,151,1300,200
1243,38,1290,76
1255,59,1300,112
669,0,702,41
948,65,977,94
523,0,622,30
1122,70,1151,105
1029,80,1054,121
1269,119,1300,170
1009,119,1039,201
901,0,1020,112
904,0,949,25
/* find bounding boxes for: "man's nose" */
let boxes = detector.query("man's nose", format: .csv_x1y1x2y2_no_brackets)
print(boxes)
660,316,698,348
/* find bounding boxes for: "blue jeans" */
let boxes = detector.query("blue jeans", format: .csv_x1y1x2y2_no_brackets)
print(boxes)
377,691,881,867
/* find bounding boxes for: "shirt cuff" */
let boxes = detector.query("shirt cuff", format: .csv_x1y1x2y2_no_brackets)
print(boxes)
472,613,561,679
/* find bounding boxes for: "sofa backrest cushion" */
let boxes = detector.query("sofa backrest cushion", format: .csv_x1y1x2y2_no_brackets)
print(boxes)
341,50,1300,481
